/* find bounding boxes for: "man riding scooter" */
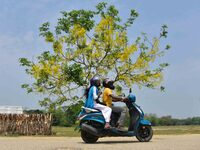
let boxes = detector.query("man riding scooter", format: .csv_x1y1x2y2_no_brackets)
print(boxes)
102,78,127,130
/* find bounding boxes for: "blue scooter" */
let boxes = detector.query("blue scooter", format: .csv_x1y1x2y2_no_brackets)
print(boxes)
77,89,153,143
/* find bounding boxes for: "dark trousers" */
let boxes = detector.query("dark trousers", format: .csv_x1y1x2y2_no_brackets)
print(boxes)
111,105,126,127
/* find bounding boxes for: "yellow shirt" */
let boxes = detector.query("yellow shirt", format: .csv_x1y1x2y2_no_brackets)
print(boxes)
103,88,112,107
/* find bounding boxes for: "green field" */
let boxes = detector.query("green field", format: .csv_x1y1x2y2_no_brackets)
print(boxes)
52,125,200,137
153,125,200,135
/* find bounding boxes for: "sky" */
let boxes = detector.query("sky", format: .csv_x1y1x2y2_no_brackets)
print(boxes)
0,0,200,118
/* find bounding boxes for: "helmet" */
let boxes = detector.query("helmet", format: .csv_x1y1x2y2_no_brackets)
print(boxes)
90,76,101,87
102,78,115,90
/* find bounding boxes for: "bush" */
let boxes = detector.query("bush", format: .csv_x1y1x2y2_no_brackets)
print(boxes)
52,101,84,127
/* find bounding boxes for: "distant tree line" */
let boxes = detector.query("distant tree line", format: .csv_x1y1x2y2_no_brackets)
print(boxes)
24,109,45,114
143,114,200,126
25,104,200,127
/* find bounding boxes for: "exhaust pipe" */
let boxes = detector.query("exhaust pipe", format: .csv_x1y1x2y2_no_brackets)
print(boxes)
81,123,100,137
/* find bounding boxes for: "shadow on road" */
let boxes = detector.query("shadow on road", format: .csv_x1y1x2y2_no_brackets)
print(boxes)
78,140,140,145
96,140,140,144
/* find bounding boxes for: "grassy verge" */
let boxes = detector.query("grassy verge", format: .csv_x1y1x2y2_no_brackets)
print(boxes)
52,126,80,137
52,125,200,137
153,125,200,135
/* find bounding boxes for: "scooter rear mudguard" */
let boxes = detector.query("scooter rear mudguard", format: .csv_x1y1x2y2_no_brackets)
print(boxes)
79,112,105,124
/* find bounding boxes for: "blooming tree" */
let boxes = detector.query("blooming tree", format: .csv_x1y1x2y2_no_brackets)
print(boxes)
19,2,170,111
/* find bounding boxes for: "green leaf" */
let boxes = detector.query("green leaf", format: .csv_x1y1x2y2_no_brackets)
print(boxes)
19,58,32,66
21,84,29,89
115,84,122,95
160,86,165,92
165,44,171,50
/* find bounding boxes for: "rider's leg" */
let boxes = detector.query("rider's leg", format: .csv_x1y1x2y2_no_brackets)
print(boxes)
111,106,126,128
93,103,112,128
118,107,126,127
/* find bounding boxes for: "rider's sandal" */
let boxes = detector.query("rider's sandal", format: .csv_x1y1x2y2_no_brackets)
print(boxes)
104,123,111,129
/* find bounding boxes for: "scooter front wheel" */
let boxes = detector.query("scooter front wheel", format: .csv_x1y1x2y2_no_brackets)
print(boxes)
81,130,99,143
136,125,153,142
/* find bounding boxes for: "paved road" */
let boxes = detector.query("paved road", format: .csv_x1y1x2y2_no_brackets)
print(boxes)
0,135,199,150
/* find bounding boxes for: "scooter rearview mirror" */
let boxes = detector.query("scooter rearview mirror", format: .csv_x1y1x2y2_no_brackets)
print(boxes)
129,88,132,93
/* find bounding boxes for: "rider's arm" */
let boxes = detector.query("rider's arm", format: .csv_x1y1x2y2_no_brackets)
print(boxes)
110,94,124,102
93,87,98,100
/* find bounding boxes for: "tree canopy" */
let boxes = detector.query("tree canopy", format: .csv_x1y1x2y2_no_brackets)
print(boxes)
19,2,170,111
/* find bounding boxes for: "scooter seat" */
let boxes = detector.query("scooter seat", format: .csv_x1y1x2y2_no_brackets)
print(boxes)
81,106,100,113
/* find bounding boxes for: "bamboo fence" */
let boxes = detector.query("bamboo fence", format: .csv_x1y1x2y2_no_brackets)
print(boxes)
0,113,52,135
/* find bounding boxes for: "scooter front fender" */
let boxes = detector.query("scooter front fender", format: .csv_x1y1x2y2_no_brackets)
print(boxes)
139,119,152,126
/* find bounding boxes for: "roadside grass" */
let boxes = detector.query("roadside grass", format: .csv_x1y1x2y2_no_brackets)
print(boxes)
153,125,200,135
52,125,200,137
52,126,80,137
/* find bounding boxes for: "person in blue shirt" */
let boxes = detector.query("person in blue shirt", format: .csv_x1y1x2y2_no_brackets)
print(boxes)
84,76,112,129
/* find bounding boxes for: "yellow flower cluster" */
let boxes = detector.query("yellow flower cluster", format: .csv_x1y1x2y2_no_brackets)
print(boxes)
115,31,127,47
71,24,86,38
147,38,160,62
120,45,137,61
95,16,114,45
53,41,63,54
32,61,60,79
32,64,40,78
95,16,114,32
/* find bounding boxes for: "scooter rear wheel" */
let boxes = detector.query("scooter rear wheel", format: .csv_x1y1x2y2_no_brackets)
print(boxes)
136,125,153,142
81,130,99,143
